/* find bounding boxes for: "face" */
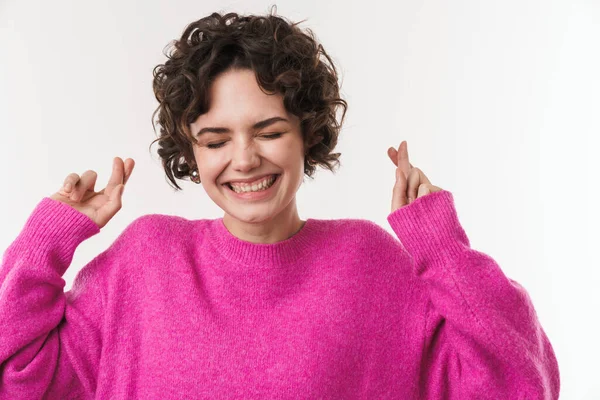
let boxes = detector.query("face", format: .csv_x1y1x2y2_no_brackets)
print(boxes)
190,68,306,225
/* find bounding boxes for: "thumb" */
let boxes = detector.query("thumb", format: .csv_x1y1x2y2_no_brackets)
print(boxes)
391,167,408,212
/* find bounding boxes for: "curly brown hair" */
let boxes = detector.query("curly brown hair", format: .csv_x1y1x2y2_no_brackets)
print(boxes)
149,9,348,190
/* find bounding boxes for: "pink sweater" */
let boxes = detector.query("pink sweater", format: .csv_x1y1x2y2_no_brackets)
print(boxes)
0,190,559,399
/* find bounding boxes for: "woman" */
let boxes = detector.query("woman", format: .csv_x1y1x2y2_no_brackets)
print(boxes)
0,11,559,399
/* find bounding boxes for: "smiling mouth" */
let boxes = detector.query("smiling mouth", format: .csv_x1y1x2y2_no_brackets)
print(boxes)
223,174,280,192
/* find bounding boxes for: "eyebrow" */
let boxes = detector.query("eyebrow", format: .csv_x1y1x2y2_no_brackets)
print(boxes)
194,116,289,137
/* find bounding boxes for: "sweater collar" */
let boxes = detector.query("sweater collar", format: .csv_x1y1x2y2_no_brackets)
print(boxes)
205,217,317,270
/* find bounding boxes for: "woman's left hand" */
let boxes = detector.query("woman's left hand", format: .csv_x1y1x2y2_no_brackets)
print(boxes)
387,140,443,213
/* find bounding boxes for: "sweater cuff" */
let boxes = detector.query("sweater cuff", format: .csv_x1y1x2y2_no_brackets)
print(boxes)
5,197,101,276
386,190,470,274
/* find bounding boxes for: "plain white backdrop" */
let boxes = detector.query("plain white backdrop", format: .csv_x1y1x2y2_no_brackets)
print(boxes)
1,0,598,397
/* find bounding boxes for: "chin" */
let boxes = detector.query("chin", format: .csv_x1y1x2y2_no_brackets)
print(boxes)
225,208,278,224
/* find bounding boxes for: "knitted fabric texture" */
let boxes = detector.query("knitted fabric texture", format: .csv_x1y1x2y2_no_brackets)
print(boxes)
0,190,560,399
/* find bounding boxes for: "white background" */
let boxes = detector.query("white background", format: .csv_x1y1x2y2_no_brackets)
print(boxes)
1,0,598,397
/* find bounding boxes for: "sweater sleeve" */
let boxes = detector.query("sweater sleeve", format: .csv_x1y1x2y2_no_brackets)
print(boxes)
0,197,105,399
386,190,560,400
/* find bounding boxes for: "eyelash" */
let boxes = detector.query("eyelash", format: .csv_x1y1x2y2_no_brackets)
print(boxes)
206,133,283,149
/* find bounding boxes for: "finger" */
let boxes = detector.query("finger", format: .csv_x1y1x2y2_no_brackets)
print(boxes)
122,158,135,185
420,169,432,185
388,146,414,169
417,183,432,199
387,147,398,167
406,168,421,204
396,141,411,179
61,173,80,193
105,157,126,196
71,170,98,202
392,166,409,211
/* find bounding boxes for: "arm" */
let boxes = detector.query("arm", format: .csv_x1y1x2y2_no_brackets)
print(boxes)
0,198,105,399
387,190,560,399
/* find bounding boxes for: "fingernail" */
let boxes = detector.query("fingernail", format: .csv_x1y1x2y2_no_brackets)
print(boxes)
65,183,72,192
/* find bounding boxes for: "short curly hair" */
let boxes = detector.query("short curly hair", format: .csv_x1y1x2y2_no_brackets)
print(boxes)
149,9,348,190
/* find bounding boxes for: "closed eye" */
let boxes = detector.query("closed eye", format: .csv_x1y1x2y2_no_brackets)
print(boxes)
207,142,226,149
206,133,283,149
261,133,283,139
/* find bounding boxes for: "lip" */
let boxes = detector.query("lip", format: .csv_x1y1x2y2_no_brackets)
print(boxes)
225,173,277,185
223,174,281,201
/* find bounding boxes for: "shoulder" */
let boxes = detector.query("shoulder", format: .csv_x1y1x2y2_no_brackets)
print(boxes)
123,213,196,236
326,217,395,239
71,214,203,292
127,213,186,230
312,218,415,281
313,217,403,251
106,213,198,251
77,213,201,275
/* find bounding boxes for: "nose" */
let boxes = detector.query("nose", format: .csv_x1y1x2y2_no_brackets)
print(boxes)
230,138,261,172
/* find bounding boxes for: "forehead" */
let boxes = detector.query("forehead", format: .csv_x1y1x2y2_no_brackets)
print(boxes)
193,69,288,128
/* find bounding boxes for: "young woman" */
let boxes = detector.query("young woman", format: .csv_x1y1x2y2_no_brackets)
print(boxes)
0,11,559,399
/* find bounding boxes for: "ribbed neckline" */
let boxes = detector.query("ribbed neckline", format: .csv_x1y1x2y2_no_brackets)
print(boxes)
203,217,317,271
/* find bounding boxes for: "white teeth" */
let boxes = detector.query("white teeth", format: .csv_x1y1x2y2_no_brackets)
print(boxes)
229,175,276,193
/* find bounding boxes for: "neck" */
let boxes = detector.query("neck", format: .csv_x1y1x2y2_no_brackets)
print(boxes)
222,200,305,244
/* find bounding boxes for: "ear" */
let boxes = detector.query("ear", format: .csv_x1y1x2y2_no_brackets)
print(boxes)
182,149,197,166
184,157,197,172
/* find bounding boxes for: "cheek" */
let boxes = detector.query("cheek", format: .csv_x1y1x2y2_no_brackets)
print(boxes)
195,151,227,181
265,138,304,163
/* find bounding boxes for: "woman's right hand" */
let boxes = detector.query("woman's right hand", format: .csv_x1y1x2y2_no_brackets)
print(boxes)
49,157,135,229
